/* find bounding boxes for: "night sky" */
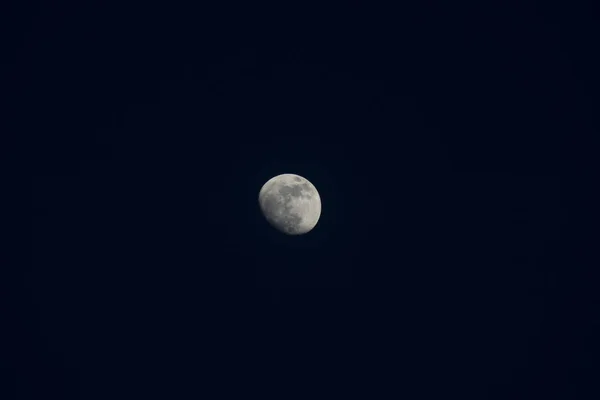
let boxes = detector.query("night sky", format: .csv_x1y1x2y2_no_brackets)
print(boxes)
10,1,599,398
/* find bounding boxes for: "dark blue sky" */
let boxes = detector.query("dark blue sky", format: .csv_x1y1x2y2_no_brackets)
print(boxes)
13,1,599,398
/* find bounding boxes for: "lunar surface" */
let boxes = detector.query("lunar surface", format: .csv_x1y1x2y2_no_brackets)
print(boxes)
258,173,322,235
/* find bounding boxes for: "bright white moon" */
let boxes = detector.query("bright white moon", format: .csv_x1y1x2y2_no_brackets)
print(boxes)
258,173,321,235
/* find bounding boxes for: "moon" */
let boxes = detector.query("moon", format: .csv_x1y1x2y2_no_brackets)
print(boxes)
258,173,322,235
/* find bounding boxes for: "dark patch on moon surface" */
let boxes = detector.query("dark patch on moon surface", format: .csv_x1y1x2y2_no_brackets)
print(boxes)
279,184,303,198
294,176,302,182
276,212,303,234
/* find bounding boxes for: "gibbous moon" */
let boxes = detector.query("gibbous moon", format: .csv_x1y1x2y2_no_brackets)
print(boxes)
258,173,322,235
